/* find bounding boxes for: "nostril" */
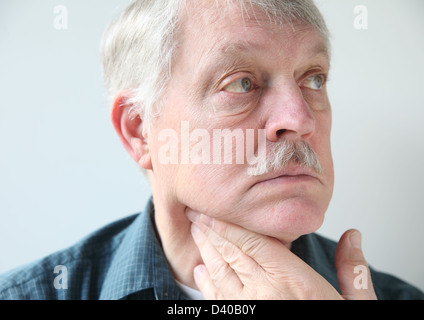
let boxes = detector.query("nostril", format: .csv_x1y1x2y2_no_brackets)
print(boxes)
276,129,286,136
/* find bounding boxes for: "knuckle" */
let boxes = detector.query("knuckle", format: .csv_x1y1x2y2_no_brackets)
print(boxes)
209,258,231,282
240,235,265,256
221,241,242,262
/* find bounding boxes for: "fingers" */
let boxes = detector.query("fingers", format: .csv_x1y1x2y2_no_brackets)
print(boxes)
188,212,297,299
193,264,222,300
187,211,292,268
188,211,374,300
335,229,377,300
190,223,245,298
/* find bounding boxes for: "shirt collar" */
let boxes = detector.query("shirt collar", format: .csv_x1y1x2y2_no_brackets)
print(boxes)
291,233,339,292
98,197,339,299
99,198,189,300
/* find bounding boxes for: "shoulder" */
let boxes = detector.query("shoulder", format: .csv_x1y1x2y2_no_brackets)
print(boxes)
0,214,138,300
307,233,424,300
369,268,424,300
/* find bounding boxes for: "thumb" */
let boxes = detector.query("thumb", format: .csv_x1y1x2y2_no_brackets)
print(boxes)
335,229,377,300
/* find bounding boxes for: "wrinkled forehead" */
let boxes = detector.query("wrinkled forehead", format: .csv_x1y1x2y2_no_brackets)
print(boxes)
176,0,329,73
180,0,297,35
178,0,330,59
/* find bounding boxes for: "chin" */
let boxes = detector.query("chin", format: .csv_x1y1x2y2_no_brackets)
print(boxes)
247,197,327,243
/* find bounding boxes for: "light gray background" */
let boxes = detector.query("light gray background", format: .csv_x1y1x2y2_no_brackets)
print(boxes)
0,0,423,292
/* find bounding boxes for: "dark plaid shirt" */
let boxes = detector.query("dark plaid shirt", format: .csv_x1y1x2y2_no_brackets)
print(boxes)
0,198,422,300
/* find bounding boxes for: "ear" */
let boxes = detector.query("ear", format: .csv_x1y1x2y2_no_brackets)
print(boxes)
111,91,153,170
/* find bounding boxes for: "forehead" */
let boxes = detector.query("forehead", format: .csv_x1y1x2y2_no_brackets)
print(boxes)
178,0,329,69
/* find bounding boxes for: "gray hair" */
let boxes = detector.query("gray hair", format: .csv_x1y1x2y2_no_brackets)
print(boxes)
100,0,330,128
247,140,323,176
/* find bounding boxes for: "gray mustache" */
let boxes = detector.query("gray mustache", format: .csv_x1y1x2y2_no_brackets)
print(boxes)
247,140,323,176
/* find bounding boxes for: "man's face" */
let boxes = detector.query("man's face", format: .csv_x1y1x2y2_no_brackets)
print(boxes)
148,1,334,244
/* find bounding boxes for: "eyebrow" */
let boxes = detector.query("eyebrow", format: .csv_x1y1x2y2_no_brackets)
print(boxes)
197,40,263,82
190,41,259,99
192,39,330,99
207,40,264,70
220,40,264,56
202,38,329,74
307,43,330,60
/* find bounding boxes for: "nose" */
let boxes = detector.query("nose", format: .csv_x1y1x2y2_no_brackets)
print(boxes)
264,83,315,142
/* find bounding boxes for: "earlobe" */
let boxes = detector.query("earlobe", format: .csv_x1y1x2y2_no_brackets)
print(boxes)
111,92,153,170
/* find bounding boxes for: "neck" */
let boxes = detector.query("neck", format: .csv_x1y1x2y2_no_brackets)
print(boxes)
152,196,202,289
152,199,294,291
149,177,293,290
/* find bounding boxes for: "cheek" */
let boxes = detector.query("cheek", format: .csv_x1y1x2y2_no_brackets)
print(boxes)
312,110,333,176
149,131,247,215
174,162,246,215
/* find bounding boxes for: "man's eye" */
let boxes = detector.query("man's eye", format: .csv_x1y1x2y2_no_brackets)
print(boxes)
303,74,326,90
223,77,253,93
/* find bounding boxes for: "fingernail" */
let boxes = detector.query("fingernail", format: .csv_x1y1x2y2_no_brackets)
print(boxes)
200,214,214,228
350,230,362,249
194,264,206,279
186,210,199,223
191,223,202,241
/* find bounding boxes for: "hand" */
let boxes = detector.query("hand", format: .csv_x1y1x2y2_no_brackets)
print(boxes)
187,211,377,300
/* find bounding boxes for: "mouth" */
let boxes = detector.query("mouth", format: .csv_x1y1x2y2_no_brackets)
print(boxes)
250,165,321,189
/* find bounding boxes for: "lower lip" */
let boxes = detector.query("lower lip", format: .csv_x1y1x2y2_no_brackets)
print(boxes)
255,174,318,187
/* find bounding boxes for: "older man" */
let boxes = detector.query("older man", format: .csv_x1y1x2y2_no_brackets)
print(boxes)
0,0,422,300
